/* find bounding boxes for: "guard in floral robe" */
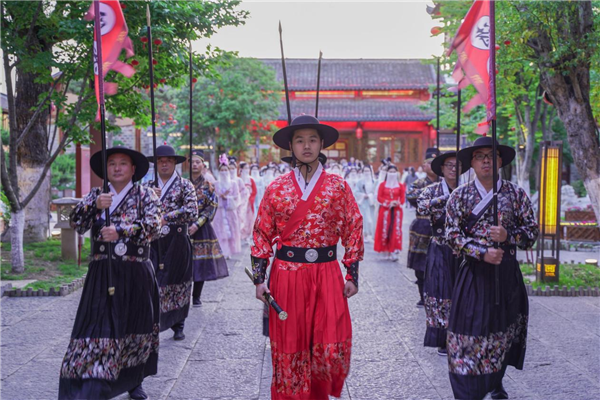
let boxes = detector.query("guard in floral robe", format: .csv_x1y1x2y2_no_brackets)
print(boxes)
446,137,539,400
59,146,160,400
188,150,229,307
145,145,198,341
406,148,440,307
252,115,363,400
417,151,463,356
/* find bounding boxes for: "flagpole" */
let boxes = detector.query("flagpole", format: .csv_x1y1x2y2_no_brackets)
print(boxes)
147,5,164,269
436,57,441,149
315,51,322,118
456,89,461,188
189,40,193,178
279,21,292,125
94,0,115,296
490,0,500,306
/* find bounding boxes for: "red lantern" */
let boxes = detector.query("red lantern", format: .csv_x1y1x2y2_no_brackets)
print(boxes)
140,37,148,43
192,77,198,83
159,79,166,84
154,39,162,46
121,4,126,9
152,59,158,65
430,27,442,36
173,120,178,125
184,125,189,130
168,116,173,121
215,127,220,134
131,60,139,66
495,44,500,51
504,40,511,46
161,122,166,126
355,127,363,140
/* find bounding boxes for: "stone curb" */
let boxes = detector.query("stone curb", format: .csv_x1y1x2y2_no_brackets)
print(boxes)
2,275,86,298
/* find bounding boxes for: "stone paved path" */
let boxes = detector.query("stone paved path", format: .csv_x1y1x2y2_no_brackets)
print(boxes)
1,209,599,399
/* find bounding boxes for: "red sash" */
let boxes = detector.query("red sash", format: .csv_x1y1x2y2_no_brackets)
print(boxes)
271,171,328,249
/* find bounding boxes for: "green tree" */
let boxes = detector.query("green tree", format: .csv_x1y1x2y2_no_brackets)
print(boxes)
429,1,599,219
154,55,281,170
1,0,248,272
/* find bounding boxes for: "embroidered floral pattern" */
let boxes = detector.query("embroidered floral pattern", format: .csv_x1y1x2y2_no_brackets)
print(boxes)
70,184,161,247
192,238,224,260
424,294,452,328
447,314,528,375
251,173,364,276
406,176,436,209
418,182,451,246
270,339,352,396
446,180,539,260
192,175,218,227
60,323,159,380
159,281,192,313
144,175,198,230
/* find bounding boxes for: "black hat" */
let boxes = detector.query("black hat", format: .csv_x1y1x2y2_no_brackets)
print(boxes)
147,145,186,164
273,115,339,151
281,152,328,166
386,164,399,172
190,149,205,160
90,146,149,182
457,136,516,171
431,151,459,177
425,147,441,161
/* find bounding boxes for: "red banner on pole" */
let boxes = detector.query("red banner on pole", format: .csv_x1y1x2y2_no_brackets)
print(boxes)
447,0,494,134
85,0,135,120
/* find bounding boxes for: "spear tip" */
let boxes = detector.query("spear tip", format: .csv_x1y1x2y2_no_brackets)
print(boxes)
146,4,151,27
319,50,323,59
278,20,282,34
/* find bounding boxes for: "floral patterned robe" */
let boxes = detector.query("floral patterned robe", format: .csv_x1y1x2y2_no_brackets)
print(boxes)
251,170,364,400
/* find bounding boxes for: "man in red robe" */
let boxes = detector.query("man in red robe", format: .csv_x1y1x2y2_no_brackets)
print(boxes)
251,115,364,400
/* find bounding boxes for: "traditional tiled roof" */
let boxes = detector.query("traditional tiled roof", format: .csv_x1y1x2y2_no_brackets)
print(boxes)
281,99,434,122
260,58,436,91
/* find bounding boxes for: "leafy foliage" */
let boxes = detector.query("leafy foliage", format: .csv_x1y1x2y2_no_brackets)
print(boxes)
51,153,76,190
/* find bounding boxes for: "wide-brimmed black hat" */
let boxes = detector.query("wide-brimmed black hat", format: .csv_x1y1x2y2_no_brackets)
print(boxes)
273,115,339,151
424,147,441,161
190,149,205,160
457,136,516,171
281,152,328,166
90,146,149,182
431,151,460,177
147,145,186,164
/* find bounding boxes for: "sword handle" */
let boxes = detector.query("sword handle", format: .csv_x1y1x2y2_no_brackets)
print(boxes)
245,267,287,321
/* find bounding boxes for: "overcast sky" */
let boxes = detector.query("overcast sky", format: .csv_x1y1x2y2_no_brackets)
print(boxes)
194,0,445,59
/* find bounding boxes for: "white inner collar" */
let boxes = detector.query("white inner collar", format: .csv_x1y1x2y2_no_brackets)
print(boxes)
294,163,324,201
108,180,133,215
158,172,178,200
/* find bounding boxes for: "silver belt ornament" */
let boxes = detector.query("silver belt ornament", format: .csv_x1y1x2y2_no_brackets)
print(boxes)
114,243,127,256
161,225,170,235
305,249,319,262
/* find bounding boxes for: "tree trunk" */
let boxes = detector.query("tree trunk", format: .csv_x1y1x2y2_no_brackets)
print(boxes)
18,165,51,243
541,71,600,221
9,209,25,273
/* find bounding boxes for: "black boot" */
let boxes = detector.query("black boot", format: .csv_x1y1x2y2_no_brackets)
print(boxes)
173,328,185,341
192,296,202,307
129,384,148,400
491,382,508,399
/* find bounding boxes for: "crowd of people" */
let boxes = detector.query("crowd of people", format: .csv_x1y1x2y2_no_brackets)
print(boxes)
59,117,538,400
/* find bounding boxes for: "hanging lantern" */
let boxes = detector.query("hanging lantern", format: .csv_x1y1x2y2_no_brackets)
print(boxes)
192,77,198,83
172,120,178,125
159,79,166,84
161,122,166,126
430,27,442,36
140,37,148,43
504,40,511,46
495,44,501,51
154,39,162,46
355,126,363,140
152,59,158,65
184,125,189,130
131,60,139,66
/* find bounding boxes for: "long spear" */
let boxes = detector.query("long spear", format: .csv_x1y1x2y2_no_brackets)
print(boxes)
315,51,322,118
456,89,461,188
279,21,292,125
146,5,163,269
93,0,114,296
490,0,500,305
189,40,193,178
436,57,441,149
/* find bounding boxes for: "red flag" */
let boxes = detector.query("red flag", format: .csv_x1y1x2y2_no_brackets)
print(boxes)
85,0,135,120
447,0,494,134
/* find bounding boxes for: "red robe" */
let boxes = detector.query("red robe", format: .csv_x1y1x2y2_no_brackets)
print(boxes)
374,183,405,253
252,171,364,400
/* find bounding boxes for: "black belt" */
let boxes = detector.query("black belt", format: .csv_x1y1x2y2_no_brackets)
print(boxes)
160,224,188,237
93,241,150,260
276,245,337,264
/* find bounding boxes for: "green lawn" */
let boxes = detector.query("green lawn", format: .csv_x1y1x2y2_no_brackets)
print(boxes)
520,262,600,290
1,239,90,291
